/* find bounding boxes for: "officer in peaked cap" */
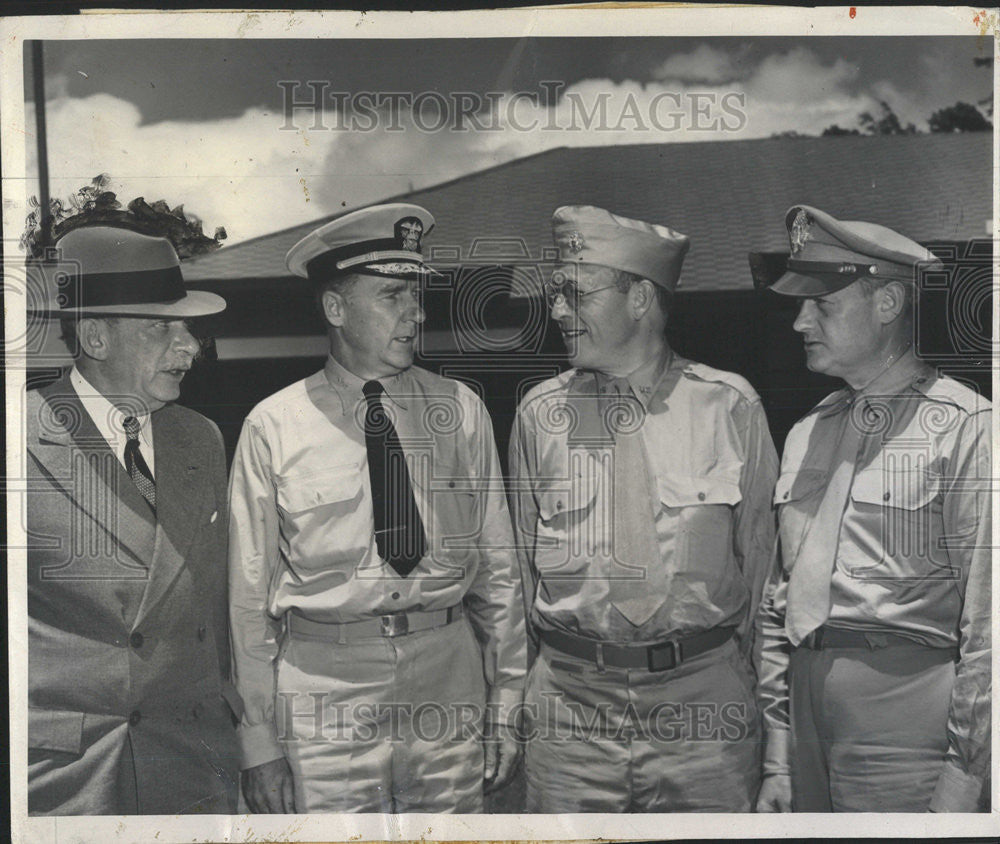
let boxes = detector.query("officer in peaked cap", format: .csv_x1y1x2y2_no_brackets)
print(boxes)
753,206,991,812
229,203,526,813
25,227,238,815
509,205,778,812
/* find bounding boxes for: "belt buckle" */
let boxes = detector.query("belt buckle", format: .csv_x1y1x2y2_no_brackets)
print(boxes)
646,639,680,672
380,612,409,638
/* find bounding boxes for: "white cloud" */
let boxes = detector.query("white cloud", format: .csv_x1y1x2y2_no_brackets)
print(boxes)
652,44,748,84
21,46,929,245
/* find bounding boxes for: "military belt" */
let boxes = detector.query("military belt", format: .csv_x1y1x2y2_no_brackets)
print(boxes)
799,625,954,653
288,604,463,641
539,625,735,672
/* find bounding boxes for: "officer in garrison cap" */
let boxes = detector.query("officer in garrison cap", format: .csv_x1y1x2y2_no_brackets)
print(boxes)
228,203,526,813
752,206,991,813
25,227,239,814
509,205,778,812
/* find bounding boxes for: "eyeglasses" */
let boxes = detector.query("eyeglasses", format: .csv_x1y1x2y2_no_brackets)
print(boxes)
543,281,621,310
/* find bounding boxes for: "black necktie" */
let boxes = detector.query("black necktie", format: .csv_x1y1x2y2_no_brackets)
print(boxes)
362,380,427,576
122,415,156,511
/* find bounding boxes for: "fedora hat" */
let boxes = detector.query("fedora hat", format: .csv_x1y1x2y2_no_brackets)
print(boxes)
30,226,226,318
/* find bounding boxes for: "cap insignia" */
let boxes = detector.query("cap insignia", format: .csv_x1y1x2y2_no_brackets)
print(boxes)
567,231,585,253
395,217,423,252
790,209,812,255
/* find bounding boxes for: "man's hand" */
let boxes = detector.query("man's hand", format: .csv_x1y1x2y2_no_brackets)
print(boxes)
242,757,296,813
483,724,522,794
755,773,793,812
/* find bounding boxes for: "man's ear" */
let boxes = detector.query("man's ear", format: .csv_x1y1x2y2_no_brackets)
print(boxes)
629,279,656,320
321,289,347,327
76,318,113,361
875,280,907,325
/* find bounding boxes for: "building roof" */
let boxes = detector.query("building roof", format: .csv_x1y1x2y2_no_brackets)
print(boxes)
184,132,993,291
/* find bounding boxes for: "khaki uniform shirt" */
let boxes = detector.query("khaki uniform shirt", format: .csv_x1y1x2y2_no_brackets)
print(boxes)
757,352,992,811
510,351,779,651
229,358,526,769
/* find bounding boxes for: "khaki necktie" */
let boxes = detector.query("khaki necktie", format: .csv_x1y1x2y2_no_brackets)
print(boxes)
607,378,665,627
785,399,867,645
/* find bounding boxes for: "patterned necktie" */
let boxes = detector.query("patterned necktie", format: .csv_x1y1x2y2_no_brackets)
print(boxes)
122,415,156,510
362,380,427,577
607,378,665,627
785,399,867,645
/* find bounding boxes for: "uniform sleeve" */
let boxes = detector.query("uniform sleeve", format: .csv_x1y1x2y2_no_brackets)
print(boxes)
227,418,285,770
732,395,779,659
755,546,792,776
460,392,527,727
508,402,540,661
930,407,992,812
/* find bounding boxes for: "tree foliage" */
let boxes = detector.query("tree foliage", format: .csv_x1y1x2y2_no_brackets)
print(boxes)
858,101,918,136
928,101,992,133
21,174,227,261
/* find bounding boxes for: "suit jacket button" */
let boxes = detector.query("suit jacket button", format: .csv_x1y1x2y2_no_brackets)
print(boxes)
129,710,142,727
129,631,144,649
197,626,207,642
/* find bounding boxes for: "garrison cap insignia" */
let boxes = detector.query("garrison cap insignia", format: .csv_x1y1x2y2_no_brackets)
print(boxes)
395,217,424,252
790,208,812,255
567,231,585,253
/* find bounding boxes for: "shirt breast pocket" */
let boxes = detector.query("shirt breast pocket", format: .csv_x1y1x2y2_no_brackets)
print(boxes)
276,463,368,570
533,472,602,577
657,473,742,576
845,466,949,578
409,454,478,552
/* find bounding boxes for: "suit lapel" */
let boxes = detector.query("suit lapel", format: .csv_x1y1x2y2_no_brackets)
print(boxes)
28,378,156,569
133,409,205,627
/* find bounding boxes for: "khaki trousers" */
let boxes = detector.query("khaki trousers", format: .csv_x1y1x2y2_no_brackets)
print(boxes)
276,615,486,813
789,641,956,811
524,637,761,812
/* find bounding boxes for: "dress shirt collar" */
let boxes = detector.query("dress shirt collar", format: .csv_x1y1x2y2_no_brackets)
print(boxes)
815,348,932,418
589,345,674,410
69,366,155,472
323,355,412,415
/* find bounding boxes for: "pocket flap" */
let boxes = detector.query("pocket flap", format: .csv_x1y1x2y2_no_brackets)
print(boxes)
658,474,742,508
29,707,85,754
851,467,939,510
537,474,601,522
277,464,363,513
774,468,827,505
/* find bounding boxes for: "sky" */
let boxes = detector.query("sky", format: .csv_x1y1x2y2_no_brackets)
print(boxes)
23,36,994,246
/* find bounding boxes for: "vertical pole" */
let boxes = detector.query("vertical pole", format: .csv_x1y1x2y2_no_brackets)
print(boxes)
31,40,51,251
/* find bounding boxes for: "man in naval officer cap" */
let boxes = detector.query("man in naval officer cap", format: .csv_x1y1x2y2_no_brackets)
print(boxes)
752,206,991,812
228,203,526,813
509,205,778,811
25,227,239,814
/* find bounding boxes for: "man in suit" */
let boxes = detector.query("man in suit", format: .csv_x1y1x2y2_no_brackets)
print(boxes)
25,226,241,814
752,206,991,812
228,203,525,813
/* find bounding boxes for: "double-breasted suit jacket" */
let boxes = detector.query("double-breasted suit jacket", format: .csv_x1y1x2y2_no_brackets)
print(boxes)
25,375,240,815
